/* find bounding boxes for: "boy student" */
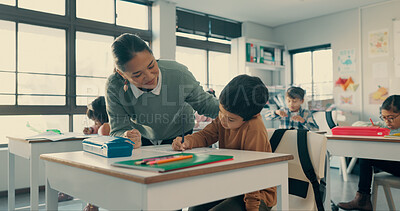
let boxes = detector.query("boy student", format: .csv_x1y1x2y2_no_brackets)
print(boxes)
265,86,319,131
172,75,276,211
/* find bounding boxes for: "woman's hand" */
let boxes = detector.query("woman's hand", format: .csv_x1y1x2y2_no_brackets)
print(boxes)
172,137,190,151
123,129,142,149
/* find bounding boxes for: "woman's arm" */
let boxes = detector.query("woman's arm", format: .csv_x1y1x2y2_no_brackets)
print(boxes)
105,76,135,137
180,68,219,118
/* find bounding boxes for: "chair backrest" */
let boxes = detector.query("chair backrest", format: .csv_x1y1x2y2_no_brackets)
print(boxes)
267,129,327,210
313,110,338,135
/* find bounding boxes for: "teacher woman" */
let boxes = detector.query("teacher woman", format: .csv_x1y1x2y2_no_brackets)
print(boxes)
106,33,219,147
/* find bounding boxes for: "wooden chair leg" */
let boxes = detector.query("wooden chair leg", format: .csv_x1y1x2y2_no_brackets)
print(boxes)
371,182,378,211
382,185,395,211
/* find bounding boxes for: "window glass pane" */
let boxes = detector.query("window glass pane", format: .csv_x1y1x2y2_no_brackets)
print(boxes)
0,115,68,145
18,0,65,15
76,96,97,108
77,0,114,24
313,49,333,100
293,52,311,86
76,32,114,77
0,0,15,6
176,46,207,85
0,95,14,105
209,51,230,86
18,95,65,105
116,1,148,30
0,20,15,71
18,73,65,95
18,24,65,75
73,114,95,133
0,72,15,94
76,77,107,106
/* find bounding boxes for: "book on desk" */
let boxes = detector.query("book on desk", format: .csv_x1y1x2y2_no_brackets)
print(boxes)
112,153,233,173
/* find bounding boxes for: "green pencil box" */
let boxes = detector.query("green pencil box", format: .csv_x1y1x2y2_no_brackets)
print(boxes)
82,136,133,158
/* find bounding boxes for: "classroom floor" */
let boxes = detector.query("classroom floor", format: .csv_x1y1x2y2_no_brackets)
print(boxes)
0,168,399,211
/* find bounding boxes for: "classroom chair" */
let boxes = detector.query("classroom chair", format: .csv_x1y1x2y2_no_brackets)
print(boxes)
267,128,327,210
313,110,354,182
371,172,400,210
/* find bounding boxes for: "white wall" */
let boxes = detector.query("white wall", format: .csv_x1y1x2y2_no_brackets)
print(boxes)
360,1,400,120
273,1,400,121
242,21,275,41
152,0,176,60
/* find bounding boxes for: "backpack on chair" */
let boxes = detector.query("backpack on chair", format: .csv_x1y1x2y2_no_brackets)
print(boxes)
268,128,327,211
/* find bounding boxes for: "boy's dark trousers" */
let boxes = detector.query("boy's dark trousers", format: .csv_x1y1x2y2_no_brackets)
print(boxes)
188,195,271,211
358,158,400,194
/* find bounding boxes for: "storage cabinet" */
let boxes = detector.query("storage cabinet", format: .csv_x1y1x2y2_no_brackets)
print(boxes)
231,37,288,128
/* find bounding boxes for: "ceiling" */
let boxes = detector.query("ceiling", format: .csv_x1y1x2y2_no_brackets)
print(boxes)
169,0,391,27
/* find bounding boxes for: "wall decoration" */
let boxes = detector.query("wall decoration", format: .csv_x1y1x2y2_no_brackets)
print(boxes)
334,77,359,92
394,19,400,77
369,85,389,104
368,29,389,57
340,95,353,105
337,49,356,74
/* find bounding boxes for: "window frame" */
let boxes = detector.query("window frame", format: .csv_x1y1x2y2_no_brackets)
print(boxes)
289,44,332,103
0,1,152,131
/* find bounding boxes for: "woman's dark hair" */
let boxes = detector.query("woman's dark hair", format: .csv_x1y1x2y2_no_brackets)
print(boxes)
207,89,216,98
381,95,400,113
87,96,109,124
220,75,269,121
111,33,153,72
286,86,305,100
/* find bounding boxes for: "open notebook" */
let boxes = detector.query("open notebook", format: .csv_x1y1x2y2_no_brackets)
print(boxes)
112,153,233,173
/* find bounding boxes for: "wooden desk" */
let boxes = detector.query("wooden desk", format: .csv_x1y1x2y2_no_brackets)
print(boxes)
7,136,84,211
325,135,400,210
326,135,400,161
40,146,293,211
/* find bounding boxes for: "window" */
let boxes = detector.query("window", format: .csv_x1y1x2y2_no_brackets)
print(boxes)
76,32,114,106
19,0,65,15
18,24,66,105
0,0,151,145
176,46,232,98
176,46,207,86
116,1,149,30
0,20,15,105
291,45,333,109
76,0,115,24
209,51,231,97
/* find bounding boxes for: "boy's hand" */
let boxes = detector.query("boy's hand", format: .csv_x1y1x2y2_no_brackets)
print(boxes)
291,115,305,123
123,129,142,149
275,110,288,117
172,137,190,151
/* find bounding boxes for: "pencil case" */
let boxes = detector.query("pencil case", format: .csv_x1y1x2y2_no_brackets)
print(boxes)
331,126,390,136
82,136,133,158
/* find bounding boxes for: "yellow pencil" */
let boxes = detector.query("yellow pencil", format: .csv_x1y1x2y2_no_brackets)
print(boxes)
148,155,193,165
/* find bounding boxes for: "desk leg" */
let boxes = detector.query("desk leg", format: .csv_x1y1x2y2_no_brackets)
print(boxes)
325,154,332,211
276,164,289,210
45,172,58,211
30,152,39,211
8,150,15,211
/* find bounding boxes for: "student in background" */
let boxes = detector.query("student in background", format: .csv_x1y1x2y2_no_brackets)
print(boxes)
265,86,319,131
337,95,400,211
83,96,110,136
172,75,276,211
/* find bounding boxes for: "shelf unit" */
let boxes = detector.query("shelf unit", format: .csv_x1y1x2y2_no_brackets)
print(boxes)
231,37,287,85
231,37,288,129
